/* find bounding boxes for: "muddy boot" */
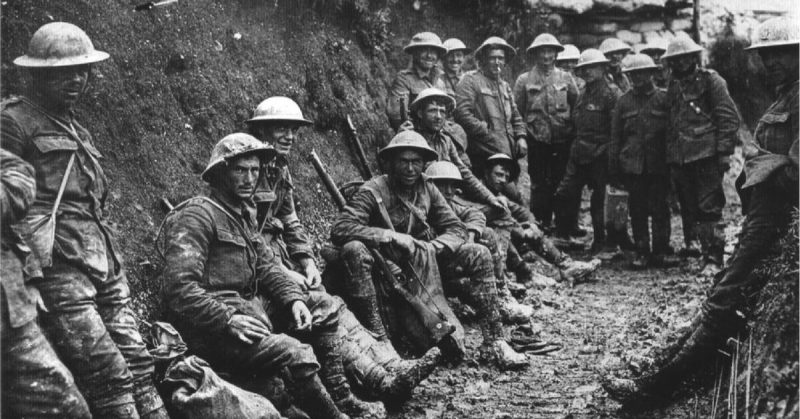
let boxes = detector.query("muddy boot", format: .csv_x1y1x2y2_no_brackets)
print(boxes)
293,374,349,419
479,340,529,370
134,384,169,419
379,347,442,404
558,257,601,284
496,287,534,324
349,296,389,342
317,333,386,418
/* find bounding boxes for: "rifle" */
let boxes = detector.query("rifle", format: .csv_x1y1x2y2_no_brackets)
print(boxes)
345,115,373,180
307,149,454,344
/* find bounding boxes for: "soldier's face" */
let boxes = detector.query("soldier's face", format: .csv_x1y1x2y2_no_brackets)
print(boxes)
391,150,425,187
485,164,510,192
667,54,696,75
557,60,577,72
577,65,605,83
417,101,446,132
445,51,465,73
758,47,799,86
482,48,506,79
434,179,457,200
628,70,653,88
607,51,626,67
535,47,558,67
259,123,301,155
31,64,90,109
413,47,440,72
221,155,261,201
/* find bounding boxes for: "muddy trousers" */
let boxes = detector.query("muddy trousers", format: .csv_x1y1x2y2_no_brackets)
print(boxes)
477,227,510,284
528,141,572,227
509,225,567,266
439,243,505,345
555,158,607,244
33,258,163,418
625,174,671,255
670,157,726,263
1,307,91,418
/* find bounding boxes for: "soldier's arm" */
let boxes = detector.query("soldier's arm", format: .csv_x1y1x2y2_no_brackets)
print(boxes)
0,149,36,226
509,84,527,139
254,237,305,308
330,188,394,247
1,112,27,157
427,183,468,252
512,74,527,116
448,141,495,204
707,72,740,156
454,76,490,138
608,99,623,176
160,205,237,334
566,73,580,109
276,171,315,263
456,202,487,237
508,200,535,227
387,74,411,131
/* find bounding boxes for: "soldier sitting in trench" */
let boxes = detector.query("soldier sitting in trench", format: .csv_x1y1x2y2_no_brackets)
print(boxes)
245,96,441,405
157,133,384,419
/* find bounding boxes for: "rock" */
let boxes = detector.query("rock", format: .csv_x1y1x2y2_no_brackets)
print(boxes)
669,18,693,32
616,29,642,45
631,20,666,33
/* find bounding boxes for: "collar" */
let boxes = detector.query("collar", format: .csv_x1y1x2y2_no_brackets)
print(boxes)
776,79,799,97
210,187,256,220
411,65,439,82
535,64,554,75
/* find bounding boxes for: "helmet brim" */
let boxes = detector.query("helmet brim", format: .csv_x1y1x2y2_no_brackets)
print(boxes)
201,147,277,183
246,115,313,125
409,93,455,114
404,44,448,56
622,65,659,73
661,47,704,60
13,50,109,67
378,145,438,162
744,39,800,50
575,59,609,69
526,44,565,55
476,44,517,60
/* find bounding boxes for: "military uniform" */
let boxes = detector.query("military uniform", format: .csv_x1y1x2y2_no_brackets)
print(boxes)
454,69,527,176
555,78,622,244
609,86,672,256
1,97,162,418
513,66,580,225
666,67,740,264
387,66,448,131
1,149,92,418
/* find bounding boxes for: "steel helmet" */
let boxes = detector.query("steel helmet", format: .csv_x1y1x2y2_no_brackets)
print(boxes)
377,130,438,162
598,38,631,55
745,17,800,51
246,97,312,125
202,133,276,182
640,38,668,55
526,33,564,54
443,38,471,54
661,37,704,60
574,48,609,69
474,36,517,61
425,161,462,181
409,87,455,114
556,44,581,62
14,22,109,68
404,32,447,56
621,54,659,72
485,153,520,180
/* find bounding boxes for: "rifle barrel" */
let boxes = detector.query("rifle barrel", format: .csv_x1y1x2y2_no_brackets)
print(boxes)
308,149,347,211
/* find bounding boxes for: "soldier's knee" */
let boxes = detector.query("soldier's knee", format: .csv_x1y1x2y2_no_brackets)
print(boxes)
457,243,494,273
341,240,372,262
306,291,341,329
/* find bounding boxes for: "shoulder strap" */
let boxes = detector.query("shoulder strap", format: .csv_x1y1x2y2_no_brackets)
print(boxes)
362,182,395,232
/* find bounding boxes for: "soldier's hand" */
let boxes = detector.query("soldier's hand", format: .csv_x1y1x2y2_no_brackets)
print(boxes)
397,119,415,132
291,301,313,331
285,268,309,291
516,138,528,158
390,232,416,255
489,195,508,210
228,314,271,345
301,258,323,289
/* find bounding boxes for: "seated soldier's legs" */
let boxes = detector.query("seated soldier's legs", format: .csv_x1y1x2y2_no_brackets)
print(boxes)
338,240,387,340
2,310,91,419
95,267,166,418
477,227,508,283
34,260,139,418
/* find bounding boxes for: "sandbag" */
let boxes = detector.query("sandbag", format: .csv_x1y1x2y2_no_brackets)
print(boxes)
163,356,283,419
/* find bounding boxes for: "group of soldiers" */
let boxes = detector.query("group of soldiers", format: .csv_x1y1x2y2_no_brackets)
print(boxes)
1,13,796,419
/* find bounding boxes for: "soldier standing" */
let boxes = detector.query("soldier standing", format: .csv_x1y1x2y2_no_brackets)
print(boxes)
556,44,586,92
604,17,797,407
441,38,471,99
1,22,166,418
662,36,740,271
639,39,669,89
513,33,580,230
608,54,680,268
599,38,632,93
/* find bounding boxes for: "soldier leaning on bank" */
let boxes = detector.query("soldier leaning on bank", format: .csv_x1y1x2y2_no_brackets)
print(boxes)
513,33,580,230
662,36,740,270
1,22,167,418
604,17,798,409
1,149,92,418
608,54,681,269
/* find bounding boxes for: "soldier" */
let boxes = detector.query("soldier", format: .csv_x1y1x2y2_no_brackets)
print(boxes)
1,22,166,418
159,133,384,419
246,96,440,405
387,32,448,131
604,17,797,407
513,33,580,230
556,44,585,92
639,38,669,88
441,38,471,99
661,36,740,271
554,49,624,256
1,149,92,418
454,36,527,181
481,154,600,285
330,131,529,370
608,54,680,269
423,160,536,324
599,38,632,93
